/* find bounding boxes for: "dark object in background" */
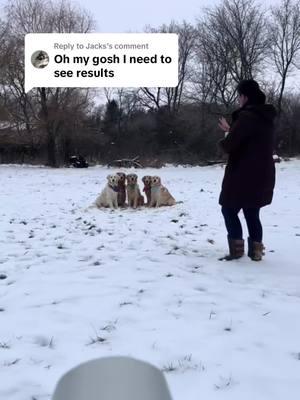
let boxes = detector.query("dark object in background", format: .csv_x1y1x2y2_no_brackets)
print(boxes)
69,155,89,168
108,156,143,168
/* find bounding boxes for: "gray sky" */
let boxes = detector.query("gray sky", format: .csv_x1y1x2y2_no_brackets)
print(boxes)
89,0,212,32
81,0,278,32
1,0,280,32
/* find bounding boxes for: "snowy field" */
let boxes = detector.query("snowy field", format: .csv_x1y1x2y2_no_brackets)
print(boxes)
0,160,300,400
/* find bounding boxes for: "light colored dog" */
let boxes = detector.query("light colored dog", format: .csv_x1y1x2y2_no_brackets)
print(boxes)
126,173,144,208
149,176,176,207
116,172,127,207
95,174,120,209
142,175,152,206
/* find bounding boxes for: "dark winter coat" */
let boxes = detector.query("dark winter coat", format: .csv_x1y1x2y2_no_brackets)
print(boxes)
219,103,277,209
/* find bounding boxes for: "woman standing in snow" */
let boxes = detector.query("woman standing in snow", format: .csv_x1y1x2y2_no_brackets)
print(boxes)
218,80,277,261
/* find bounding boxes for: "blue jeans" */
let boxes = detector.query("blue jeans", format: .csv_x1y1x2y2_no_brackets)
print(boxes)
221,207,263,242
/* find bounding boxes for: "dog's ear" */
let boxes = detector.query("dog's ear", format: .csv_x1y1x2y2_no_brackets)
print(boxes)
142,176,146,183
106,174,111,180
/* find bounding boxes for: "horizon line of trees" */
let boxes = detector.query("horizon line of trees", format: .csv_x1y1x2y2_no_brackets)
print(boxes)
1,0,300,166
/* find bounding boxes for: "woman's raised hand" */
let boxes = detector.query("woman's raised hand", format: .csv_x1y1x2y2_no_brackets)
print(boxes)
218,117,230,132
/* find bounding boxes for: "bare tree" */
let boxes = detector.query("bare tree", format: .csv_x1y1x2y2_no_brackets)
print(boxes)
0,20,9,120
103,88,139,118
194,0,268,108
269,0,300,115
101,88,140,142
193,20,237,108
2,0,95,166
139,20,196,113
0,20,9,70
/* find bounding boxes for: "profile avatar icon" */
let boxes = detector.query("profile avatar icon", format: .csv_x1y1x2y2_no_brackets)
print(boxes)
31,50,49,69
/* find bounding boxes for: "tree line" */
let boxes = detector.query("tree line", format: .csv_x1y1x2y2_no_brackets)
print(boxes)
1,0,300,166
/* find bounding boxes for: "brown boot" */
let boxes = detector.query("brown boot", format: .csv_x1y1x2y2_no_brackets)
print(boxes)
248,238,265,261
219,237,244,261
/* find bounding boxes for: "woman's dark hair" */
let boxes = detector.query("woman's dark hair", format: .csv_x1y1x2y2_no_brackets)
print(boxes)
237,79,266,105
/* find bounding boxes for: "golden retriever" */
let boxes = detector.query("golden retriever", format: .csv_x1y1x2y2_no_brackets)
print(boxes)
95,174,120,209
126,173,144,208
142,175,152,206
150,176,176,207
116,172,127,207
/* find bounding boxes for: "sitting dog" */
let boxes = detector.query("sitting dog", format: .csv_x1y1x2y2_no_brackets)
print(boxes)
149,176,176,207
142,175,152,206
95,174,119,209
116,172,127,207
126,173,144,208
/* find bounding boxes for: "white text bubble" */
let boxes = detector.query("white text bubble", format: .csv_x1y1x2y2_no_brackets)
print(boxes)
25,33,178,93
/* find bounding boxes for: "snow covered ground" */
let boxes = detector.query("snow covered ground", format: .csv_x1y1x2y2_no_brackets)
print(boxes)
0,160,300,400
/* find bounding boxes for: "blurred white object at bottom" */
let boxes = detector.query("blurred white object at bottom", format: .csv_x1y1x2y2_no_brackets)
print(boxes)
52,356,173,400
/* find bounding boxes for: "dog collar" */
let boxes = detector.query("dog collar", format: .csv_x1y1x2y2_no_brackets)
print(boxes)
151,186,159,192
109,185,119,192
